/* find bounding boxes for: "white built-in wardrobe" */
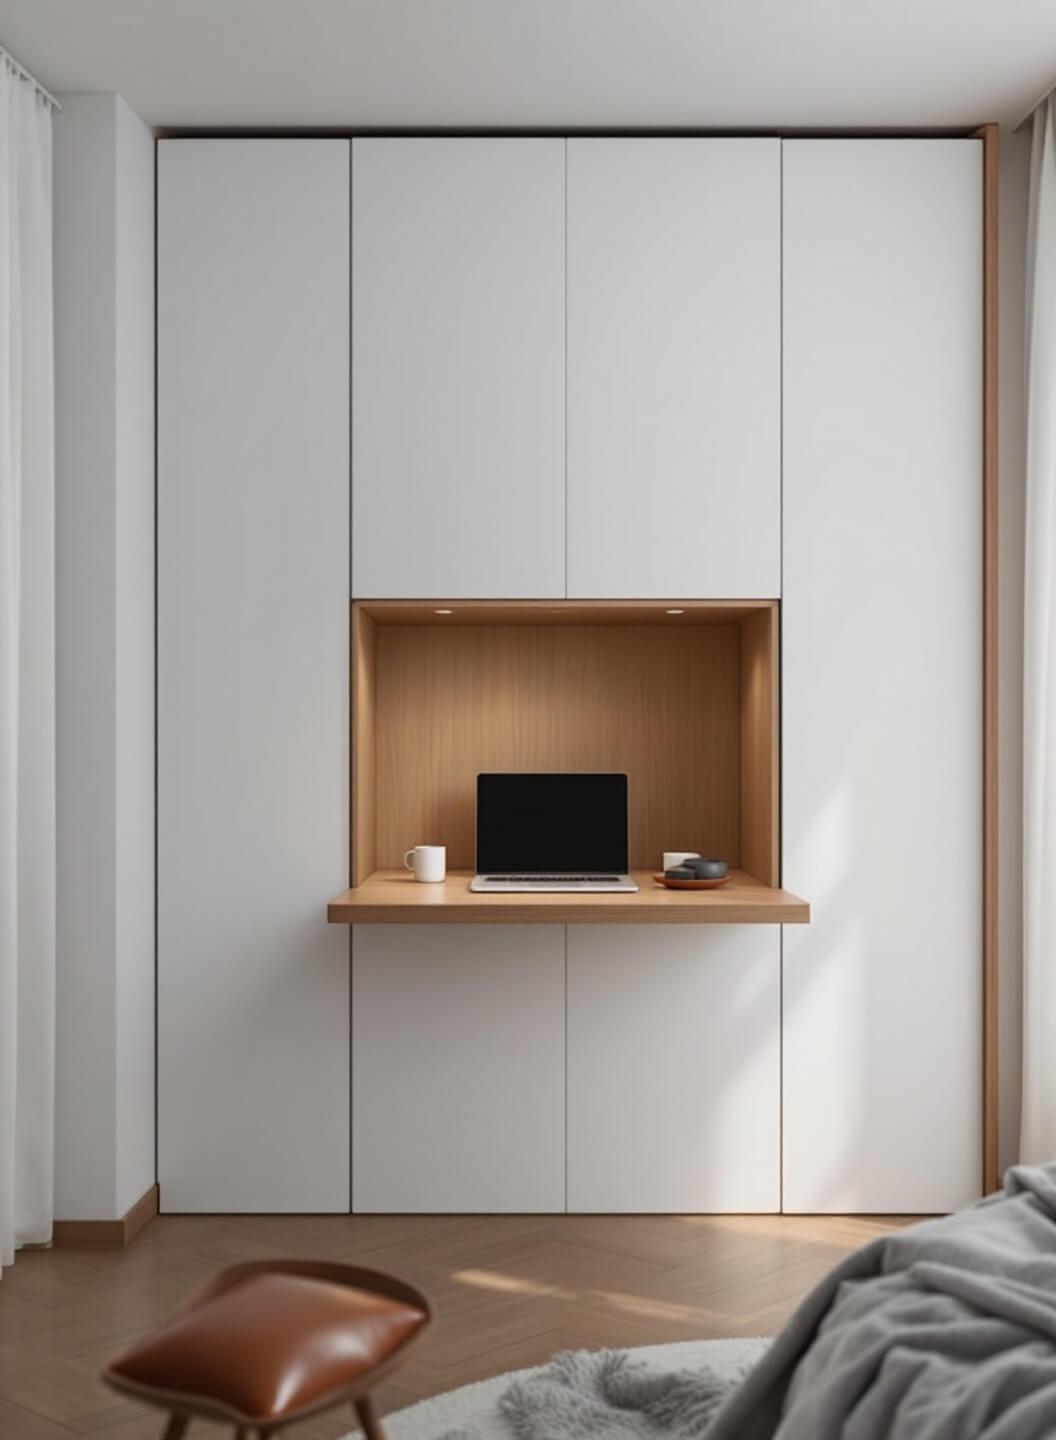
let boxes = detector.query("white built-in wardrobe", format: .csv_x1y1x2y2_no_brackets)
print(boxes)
158,137,982,1215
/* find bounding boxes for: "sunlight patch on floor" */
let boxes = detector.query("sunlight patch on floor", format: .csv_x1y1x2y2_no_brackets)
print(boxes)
591,1290,717,1324
452,1268,577,1302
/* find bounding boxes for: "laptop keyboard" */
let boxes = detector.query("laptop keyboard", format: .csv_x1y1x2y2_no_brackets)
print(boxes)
485,875,621,883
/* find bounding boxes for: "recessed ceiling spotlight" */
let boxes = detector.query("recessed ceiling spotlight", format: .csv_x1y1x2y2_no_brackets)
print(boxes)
434,608,453,615
666,608,685,615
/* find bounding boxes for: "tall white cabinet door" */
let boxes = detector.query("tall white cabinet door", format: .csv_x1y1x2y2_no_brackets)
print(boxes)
158,141,350,1211
352,927,565,1212
566,139,781,600
782,140,982,1214
567,927,780,1212
352,139,565,599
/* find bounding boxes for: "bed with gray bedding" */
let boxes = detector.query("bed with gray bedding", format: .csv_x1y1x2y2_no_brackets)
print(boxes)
498,1165,1056,1440
706,1163,1056,1439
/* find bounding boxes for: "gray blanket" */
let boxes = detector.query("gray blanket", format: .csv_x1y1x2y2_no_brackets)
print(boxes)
706,1164,1056,1439
499,1166,1056,1440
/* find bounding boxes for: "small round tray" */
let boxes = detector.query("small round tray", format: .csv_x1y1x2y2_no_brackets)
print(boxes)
652,872,730,891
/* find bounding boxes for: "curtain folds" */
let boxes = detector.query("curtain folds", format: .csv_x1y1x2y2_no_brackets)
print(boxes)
1022,97,1056,1164
0,61,55,1272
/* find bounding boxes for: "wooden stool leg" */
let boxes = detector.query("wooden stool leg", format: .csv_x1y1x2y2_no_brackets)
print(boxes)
355,1394,386,1440
160,1417,189,1440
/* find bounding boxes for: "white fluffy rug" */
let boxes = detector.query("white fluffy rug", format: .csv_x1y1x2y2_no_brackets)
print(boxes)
345,1338,770,1440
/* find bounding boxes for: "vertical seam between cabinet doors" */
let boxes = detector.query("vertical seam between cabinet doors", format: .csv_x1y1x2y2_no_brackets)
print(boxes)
564,925,569,1212
354,138,358,619
354,927,358,1209
349,141,355,1215
153,136,160,1191
778,141,784,1213
779,140,784,603
348,145,356,886
564,139,569,598
777,141,785,890
779,927,784,1213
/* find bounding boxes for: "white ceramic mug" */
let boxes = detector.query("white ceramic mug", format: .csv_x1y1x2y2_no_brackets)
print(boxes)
663,851,700,872
403,844,446,883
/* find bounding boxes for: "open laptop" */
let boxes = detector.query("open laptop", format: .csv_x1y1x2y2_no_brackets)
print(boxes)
469,773,639,893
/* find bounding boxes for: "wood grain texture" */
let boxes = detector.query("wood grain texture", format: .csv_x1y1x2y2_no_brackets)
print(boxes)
740,606,779,886
977,122,1000,1195
372,623,742,872
329,870,809,924
52,1185,158,1251
0,1213,909,1439
352,605,377,887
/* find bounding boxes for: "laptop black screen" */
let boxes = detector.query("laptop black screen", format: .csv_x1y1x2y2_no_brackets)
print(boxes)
476,773,629,874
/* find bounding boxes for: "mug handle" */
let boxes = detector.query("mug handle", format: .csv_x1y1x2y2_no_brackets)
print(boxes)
403,848,416,871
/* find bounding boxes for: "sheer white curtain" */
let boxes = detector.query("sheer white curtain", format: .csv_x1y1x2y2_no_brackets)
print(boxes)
1022,95,1056,1164
0,60,55,1272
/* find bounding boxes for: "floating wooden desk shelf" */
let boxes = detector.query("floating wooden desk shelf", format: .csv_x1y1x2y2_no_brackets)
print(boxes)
339,598,809,924
328,870,810,925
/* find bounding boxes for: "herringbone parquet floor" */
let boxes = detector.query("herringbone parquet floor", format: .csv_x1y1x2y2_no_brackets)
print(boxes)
0,1213,908,1439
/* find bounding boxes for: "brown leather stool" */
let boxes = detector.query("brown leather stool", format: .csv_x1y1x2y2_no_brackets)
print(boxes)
102,1259,431,1439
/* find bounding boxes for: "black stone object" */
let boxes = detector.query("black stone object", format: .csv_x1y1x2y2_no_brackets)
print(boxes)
686,857,728,879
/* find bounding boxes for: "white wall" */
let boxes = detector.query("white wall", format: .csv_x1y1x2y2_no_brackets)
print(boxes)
998,126,1029,1176
53,93,156,1219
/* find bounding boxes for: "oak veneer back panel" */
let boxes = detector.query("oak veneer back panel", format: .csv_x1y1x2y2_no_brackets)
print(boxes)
372,623,742,872
157,140,350,1211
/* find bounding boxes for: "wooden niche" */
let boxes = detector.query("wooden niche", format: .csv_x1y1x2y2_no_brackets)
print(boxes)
349,600,779,890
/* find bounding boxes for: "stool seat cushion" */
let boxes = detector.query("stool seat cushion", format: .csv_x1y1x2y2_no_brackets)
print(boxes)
106,1270,428,1423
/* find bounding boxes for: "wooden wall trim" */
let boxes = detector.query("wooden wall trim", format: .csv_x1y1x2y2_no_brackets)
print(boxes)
739,604,780,887
351,604,378,887
976,122,999,1194
52,1183,159,1250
